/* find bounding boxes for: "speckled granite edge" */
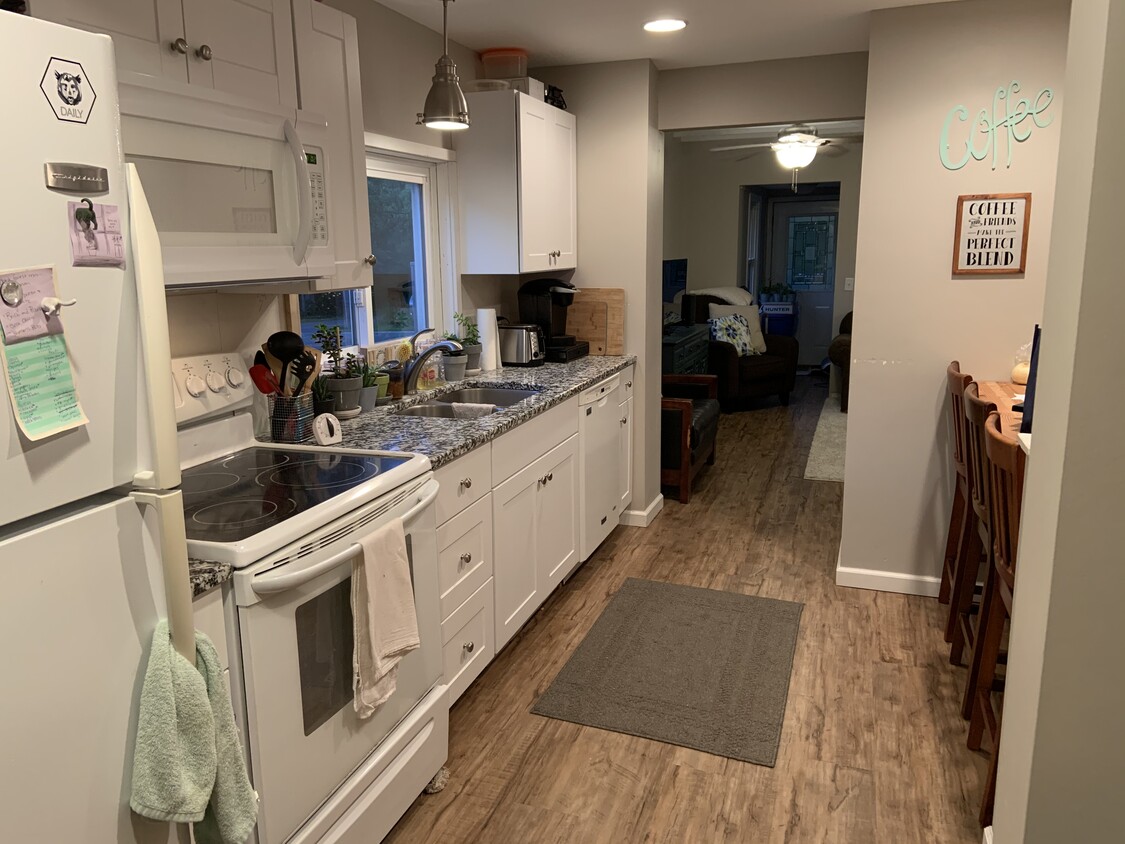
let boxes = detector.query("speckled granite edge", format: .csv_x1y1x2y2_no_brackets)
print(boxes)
337,356,637,469
189,558,233,599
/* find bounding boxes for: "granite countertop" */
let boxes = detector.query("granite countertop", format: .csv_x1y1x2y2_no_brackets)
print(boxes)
189,558,233,599
338,355,637,469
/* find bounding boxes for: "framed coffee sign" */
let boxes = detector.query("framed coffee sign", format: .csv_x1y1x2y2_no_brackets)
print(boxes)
953,193,1031,275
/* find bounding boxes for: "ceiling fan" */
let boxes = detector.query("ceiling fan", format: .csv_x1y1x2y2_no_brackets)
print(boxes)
709,124,859,188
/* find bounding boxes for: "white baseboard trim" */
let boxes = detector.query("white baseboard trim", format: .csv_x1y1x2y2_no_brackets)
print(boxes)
983,826,994,844
835,564,942,597
621,494,664,527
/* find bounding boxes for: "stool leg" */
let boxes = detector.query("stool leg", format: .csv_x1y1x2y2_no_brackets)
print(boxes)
940,484,967,606
948,522,982,663
980,738,999,828
964,563,1003,722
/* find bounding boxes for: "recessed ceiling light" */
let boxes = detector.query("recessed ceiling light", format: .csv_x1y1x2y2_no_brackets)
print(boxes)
644,19,687,33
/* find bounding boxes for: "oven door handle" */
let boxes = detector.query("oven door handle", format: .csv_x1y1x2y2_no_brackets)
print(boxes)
250,479,439,597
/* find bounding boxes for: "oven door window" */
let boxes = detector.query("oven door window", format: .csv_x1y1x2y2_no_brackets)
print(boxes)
294,577,354,736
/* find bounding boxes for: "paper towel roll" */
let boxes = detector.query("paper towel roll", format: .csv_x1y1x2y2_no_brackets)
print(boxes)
477,308,503,372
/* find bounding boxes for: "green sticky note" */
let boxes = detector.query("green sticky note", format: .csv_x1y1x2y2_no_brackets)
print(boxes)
1,333,88,441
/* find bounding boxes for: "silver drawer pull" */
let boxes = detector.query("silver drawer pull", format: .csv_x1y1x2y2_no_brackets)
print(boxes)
463,641,475,654
621,417,628,425
547,472,553,482
460,478,472,490
196,44,213,61
626,381,633,388
170,38,189,54
459,552,472,567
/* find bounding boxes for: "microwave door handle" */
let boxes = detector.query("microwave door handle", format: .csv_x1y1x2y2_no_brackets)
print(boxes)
284,119,313,265
250,480,439,597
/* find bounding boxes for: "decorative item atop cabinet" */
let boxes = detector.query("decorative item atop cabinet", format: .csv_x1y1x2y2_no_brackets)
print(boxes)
31,0,298,108
454,91,577,275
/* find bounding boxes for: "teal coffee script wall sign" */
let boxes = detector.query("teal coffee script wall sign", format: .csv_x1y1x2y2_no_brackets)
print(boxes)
940,81,1054,171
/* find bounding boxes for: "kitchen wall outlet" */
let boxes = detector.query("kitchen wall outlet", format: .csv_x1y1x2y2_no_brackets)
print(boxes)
844,276,855,291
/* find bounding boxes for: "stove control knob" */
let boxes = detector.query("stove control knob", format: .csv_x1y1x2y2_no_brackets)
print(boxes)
206,372,226,393
185,374,206,398
226,367,245,389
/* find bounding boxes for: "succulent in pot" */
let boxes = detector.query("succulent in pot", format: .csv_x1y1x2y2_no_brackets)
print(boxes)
445,312,483,372
312,324,363,419
357,362,381,413
310,374,337,416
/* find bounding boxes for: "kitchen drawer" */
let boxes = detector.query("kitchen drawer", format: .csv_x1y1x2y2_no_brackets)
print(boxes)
621,366,635,400
434,445,492,525
441,578,495,706
437,494,493,621
492,395,579,485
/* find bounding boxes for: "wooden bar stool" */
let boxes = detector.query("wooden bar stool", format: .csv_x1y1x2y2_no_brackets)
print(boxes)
940,362,973,619
949,382,996,699
967,411,1026,827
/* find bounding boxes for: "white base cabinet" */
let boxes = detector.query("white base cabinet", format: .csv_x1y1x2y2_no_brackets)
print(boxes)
619,367,635,513
493,434,579,650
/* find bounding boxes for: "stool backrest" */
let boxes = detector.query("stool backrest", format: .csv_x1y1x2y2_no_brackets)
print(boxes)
985,412,1026,597
963,382,997,527
946,361,973,479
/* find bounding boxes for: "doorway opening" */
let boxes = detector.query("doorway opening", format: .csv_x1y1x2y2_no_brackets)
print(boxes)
741,182,841,368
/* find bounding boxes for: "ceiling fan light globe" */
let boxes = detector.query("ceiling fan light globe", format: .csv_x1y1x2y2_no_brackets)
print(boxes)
773,142,818,169
644,19,688,32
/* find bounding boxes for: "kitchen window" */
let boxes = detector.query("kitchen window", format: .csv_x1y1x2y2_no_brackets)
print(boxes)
298,153,453,352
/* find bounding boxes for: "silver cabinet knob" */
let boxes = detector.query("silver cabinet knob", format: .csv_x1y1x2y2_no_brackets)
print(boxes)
171,38,189,54
621,417,628,425
626,381,633,388
463,641,475,654
196,44,213,61
459,552,472,567
363,254,377,266
460,478,472,490
547,472,554,482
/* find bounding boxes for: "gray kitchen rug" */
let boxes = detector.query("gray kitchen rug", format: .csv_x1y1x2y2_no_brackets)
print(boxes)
531,578,803,767
804,394,847,482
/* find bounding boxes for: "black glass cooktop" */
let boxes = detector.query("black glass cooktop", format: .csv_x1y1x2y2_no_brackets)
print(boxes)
181,448,412,543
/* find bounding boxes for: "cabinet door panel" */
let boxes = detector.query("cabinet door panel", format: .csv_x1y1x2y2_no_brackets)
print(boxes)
549,109,578,269
492,467,540,651
32,0,188,82
182,0,297,106
517,95,553,272
538,435,579,590
619,395,633,513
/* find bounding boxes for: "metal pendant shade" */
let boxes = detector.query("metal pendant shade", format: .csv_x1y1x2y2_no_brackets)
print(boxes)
417,0,470,131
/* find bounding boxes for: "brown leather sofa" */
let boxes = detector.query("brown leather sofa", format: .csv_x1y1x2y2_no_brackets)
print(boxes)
828,311,853,412
681,294,800,409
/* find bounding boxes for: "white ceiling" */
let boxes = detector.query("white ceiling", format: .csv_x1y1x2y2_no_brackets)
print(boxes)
375,0,962,70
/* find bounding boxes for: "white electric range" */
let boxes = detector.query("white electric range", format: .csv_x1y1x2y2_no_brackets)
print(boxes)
173,353,449,844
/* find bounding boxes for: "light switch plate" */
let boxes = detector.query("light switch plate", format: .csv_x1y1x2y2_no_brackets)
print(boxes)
844,277,855,291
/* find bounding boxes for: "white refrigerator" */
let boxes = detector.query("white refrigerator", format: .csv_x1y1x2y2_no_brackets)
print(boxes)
0,14,192,843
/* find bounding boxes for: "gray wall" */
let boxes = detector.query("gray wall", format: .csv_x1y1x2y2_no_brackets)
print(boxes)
994,0,1125,839
535,60,665,518
838,0,1069,592
663,134,861,335
325,0,481,148
658,52,868,131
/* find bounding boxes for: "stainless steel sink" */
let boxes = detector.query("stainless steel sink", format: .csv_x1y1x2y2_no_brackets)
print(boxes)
396,403,464,418
433,387,540,407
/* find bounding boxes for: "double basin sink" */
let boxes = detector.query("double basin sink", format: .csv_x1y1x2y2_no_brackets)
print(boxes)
395,387,540,419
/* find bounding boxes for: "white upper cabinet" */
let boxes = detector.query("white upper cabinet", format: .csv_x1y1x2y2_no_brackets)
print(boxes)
292,0,371,290
33,0,297,108
454,91,577,275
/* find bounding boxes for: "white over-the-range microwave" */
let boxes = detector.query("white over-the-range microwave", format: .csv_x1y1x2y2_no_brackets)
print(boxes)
120,81,335,288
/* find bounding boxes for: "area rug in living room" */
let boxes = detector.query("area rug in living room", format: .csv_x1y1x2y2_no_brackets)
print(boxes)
804,394,847,482
531,578,803,767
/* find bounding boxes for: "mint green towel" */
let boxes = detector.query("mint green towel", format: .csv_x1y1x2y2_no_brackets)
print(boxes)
130,621,259,843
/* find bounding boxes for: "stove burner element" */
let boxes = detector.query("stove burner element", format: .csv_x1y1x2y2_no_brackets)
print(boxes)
261,459,375,490
181,472,241,497
191,498,296,528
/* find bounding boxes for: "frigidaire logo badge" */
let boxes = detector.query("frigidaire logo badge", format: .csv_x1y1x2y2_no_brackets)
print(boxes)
40,57,97,125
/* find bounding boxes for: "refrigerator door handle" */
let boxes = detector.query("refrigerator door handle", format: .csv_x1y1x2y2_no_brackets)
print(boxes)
127,164,181,491
132,489,195,666
284,118,313,266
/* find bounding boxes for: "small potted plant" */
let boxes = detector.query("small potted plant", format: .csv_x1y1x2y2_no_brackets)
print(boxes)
312,324,363,418
447,312,482,372
310,375,336,416
759,284,779,303
357,361,380,413
441,346,469,383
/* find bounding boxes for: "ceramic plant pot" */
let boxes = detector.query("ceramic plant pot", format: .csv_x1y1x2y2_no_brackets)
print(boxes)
461,343,483,372
374,373,390,398
326,375,363,419
442,353,469,383
358,385,379,413
313,395,337,416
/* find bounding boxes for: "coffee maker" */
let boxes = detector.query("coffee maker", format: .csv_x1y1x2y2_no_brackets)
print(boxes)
517,278,589,363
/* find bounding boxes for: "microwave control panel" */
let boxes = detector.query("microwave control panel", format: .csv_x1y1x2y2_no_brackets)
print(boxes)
305,145,329,246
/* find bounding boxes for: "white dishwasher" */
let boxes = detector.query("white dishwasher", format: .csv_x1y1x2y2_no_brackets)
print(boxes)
578,373,623,562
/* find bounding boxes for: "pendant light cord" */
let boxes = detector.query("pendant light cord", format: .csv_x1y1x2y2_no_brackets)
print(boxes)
443,0,450,56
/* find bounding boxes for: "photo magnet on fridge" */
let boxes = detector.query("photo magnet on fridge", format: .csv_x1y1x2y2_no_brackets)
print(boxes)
39,57,97,124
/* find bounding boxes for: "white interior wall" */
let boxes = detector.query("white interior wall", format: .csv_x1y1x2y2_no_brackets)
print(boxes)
838,0,1069,594
662,135,862,334
166,292,284,361
533,60,664,518
993,1,1125,839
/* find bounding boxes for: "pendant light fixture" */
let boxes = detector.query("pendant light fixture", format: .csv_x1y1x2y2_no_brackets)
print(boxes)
771,125,828,191
417,0,470,131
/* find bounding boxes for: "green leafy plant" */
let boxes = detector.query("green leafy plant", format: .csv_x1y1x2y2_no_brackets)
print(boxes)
446,312,481,346
311,324,344,375
359,360,380,388
310,375,331,400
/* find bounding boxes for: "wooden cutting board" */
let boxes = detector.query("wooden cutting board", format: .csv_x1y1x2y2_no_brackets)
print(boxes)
568,288,625,355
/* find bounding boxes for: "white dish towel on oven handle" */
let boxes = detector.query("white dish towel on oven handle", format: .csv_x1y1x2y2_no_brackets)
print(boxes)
352,517,420,718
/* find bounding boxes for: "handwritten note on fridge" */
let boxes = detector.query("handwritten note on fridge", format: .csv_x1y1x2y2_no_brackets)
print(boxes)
0,266,87,441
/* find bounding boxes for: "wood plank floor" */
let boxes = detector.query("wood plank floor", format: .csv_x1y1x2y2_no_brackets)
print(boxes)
387,376,986,843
